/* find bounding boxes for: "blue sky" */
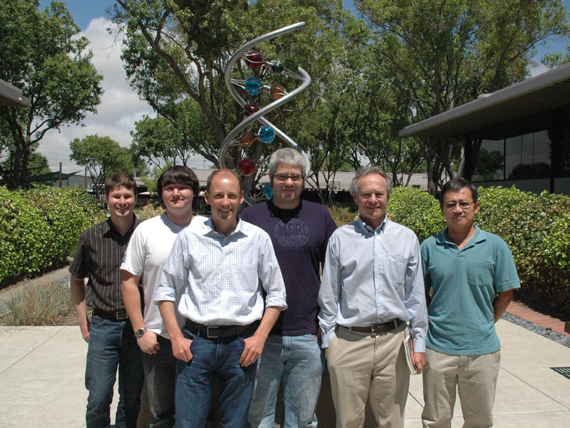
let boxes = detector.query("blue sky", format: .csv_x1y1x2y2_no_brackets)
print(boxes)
37,0,570,173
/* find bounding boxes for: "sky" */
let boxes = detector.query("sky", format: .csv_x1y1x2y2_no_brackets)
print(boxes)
37,0,570,174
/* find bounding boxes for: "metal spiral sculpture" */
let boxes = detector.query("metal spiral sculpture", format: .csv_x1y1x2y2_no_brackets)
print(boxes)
220,22,311,204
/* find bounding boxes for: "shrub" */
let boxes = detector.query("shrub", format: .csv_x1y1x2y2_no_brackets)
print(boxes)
0,186,104,284
1,281,74,326
386,185,570,319
477,188,570,318
137,202,165,221
387,187,445,242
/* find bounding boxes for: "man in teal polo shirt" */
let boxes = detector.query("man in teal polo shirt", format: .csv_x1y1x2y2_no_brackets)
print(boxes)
420,178,520,428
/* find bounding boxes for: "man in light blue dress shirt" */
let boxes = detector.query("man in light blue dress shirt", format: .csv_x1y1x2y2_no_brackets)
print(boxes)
155,169,287,428
318,166,428,428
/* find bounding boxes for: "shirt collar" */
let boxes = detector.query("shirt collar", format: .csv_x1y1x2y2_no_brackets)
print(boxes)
202,215,246,238
438,225,486,248
357,215,387,235
267,198,303,218
106,214,138,235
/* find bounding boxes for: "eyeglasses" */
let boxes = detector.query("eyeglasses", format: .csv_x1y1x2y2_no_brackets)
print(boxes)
274,174,303,182
444,201,474,211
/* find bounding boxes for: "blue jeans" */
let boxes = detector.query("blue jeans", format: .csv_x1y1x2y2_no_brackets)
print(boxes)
248,334,324,428
175,324,258,428
142,335,177,428
85,316,144,428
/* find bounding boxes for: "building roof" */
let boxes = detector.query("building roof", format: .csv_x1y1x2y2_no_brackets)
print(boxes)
399,62,570,142
0,79,31,107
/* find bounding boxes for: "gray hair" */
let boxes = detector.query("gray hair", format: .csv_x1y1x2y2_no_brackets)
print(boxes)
268,148,307,175
349,166,392,196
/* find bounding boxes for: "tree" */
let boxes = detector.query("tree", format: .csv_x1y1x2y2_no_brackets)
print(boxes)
355,0,569,193
112,0,352,199
69,135,134,200
130,99,215,169
0,0,103,189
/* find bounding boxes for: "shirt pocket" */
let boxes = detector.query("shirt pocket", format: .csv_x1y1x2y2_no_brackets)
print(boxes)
235,262,259,293
383,255,408,288
467,261,494,288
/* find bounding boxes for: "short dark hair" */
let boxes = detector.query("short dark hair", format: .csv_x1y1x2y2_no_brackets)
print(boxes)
206,169,243,193
349,166,392,196
105,172,137,198
439,178,478,207
157,166,200,207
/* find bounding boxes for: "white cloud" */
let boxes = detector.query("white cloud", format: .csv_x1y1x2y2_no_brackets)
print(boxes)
38,18,154,173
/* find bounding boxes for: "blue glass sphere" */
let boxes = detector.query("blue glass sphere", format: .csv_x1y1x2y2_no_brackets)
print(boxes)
264,183,274,199
258,126,275,143
245,77,263,96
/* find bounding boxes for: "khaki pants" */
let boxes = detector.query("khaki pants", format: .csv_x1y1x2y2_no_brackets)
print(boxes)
327,323,409,428
422,348,501,428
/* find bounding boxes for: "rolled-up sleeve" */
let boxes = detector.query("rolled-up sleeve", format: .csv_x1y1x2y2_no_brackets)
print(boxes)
404,238,428,352
318,236,340,348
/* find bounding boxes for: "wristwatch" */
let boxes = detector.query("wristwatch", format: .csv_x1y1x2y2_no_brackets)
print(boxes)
135,327,147,339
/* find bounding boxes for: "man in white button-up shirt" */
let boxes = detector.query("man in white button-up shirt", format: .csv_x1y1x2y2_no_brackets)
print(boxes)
155,169,287,428
318,166,428,428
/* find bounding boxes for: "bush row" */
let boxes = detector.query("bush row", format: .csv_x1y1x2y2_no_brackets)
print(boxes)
387,186,570,319
0,186,104,285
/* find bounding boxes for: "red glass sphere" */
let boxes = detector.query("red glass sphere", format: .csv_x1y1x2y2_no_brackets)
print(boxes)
238,158,256,176
244,103,260,117
245,51,264,70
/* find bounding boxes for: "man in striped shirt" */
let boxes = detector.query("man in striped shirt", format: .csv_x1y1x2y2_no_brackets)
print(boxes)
155,169,287,428
70,172,144,428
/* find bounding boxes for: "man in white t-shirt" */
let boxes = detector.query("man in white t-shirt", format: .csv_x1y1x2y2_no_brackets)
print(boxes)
121,166,203,428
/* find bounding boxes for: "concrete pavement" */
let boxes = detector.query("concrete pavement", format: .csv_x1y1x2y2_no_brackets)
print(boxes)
1,319,569,427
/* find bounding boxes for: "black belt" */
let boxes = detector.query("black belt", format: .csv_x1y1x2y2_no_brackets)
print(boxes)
185,319,253,339
342,319,405,336
92,308,129,321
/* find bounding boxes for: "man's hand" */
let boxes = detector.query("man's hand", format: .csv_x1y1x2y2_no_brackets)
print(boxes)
171,336,193,362
138,330,160,354
240,334,265,367
413,352,426,374
80,318,91,343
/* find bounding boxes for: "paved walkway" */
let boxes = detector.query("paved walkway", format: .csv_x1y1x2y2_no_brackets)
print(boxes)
1,320,569,427
1,270,569,427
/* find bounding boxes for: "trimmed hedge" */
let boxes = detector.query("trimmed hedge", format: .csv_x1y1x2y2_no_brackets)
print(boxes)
0,186,104,284
387,186,570,319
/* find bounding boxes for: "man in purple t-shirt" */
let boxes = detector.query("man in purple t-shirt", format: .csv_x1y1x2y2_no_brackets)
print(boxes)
243,148,337,428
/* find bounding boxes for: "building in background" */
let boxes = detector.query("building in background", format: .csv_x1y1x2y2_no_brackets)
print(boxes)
400,63,570,196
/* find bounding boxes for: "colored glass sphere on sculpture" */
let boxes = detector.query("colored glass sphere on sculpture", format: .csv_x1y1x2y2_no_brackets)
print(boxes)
246,51,264,70
264,184,274,199
238,132,254,148
238,158,256,176
259,126,275,143
270,84,286,100
272,62,284,74
245,77,263,96
244,104,260,117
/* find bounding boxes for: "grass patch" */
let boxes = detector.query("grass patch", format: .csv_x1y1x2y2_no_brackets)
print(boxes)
1,281,74,326
327,204,358,227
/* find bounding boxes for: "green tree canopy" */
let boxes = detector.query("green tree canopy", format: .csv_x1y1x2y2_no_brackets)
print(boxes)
130,99,215,169
112,0,354,200
0,0,103,189
354,0,570,193
69,135,134,199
